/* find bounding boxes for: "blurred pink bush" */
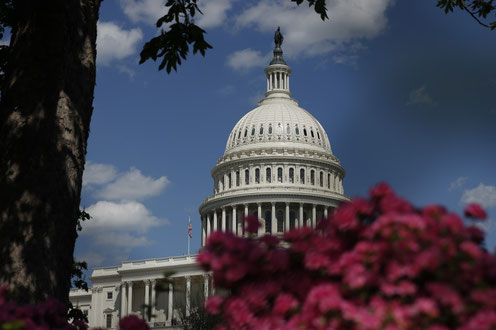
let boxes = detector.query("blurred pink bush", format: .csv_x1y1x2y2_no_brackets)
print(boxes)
198,183,495,330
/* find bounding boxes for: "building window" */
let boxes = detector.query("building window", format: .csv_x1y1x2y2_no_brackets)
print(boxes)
268,125,273,135
286,124,291,135
266,168,272,183
289,168,294,183
236,171,240,186
106,314,112,328
265,211,271,233
290,211,296,229
228,173,232,188
259,125,264,135
244,128,248,137
245,169,250,184
83,310,88,316
311,170,315,185
317,131,321,139
277,167,283,182
251,127,255,136
303,128,307,136
255,168,260,184
237,130,241,139
277,210,284,232
311,129,314,138
328,173,331,189
221,177,225,191
107,291,113,300
300,169,305,184
295,126,300,135
320,171,323,187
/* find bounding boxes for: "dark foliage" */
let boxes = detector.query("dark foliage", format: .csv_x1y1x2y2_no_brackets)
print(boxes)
437,0,496,29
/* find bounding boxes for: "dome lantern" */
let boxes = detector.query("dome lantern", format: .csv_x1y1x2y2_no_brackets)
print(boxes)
264,27,292,99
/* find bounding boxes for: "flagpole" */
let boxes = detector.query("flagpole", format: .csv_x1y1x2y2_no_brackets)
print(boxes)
188,216,191,256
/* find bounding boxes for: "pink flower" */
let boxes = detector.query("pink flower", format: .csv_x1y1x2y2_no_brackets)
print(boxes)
243,215,261,234
464,203,487,220
119,315,149,330
369,182,394,199
205,295,223,315
273,293,299,316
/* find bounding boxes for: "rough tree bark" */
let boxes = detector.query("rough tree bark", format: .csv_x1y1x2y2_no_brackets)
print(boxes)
0,0,100,303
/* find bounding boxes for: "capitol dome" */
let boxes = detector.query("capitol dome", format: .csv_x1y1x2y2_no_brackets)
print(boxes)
199,33,348,245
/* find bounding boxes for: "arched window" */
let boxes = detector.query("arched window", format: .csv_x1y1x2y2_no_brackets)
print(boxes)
317,131,321,139
268,125,273,135
277,210,284,232
311,130,314,138
277,167,283,182
266,168,272,183
222,176,225,190
245,169,250,185
236,171,240,186
295,126,300,135
255,168,260,184
300,169,305,184
251,127,255,136
319,171,323,187
311,170,315,185
303,128,308,136
237,130,241,139
328,173,331,189
259,125,264,135
289,168,294,183
265,211,271,233
228,173,232,188
244,128,248,137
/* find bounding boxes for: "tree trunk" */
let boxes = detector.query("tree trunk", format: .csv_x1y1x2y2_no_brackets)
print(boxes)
0,0,100,303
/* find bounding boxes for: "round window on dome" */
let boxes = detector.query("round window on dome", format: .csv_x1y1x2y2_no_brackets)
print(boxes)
268,125,273,135
303,128,307,137
244,128,248,137
251,127,255,136
259,125,264,135
311,130,314,138
295,126,300,136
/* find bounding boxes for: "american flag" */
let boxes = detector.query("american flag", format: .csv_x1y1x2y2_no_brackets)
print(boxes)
188,217,192,238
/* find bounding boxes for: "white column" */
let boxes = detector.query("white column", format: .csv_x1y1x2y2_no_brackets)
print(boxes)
287,74,290,90
151,280,156,323
201,217,206,246
312,204,316,228
213,211,218,231
203,274,209,299
299,203,304,227
231,207,237,234
221,207,226,232
206,214,211,238
271,203,276,234
120,283,127,319
285,203,290,232
257,203,264,236
244,204,249,217
168,282,173,323
324,207,328,218
144,280,150,315
186,276,191,317
127,282,133,315
267,75,269,91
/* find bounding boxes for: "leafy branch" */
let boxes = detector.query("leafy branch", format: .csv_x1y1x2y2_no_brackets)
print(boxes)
436,0,496,30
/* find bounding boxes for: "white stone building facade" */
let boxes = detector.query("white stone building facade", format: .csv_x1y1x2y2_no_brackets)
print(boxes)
70,39,348,329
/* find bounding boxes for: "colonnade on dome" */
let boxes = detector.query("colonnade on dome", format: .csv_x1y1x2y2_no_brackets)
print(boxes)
200,201,335,247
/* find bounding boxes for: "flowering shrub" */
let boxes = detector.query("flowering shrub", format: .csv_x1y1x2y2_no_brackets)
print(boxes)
198,183,496,329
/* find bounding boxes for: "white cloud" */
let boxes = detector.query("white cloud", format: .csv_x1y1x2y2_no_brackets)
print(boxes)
96,167,169,201
120,0,167,25
406,85,436,106
76,251,105,266
461,184,496,208
93,232,151,248
449,177,468,192
226,48,271,71
96,21,143,65
83,200,166,233
229,0,394,65
83,161,118,186
197,0,236,28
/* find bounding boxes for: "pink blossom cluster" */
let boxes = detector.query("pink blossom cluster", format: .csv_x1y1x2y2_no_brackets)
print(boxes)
0,284,87,330
197,183,495,329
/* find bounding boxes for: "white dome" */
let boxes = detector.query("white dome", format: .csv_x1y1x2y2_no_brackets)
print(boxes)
225,97,333,156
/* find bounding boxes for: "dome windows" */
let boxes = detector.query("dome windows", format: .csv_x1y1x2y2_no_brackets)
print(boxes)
311,170,315,185
251,127,255,136
289,168,294,183
268,124,273,135
259,125,264,135
255,168,260,184
266,168,272,183
295,126,300,136
300,169,305,184
244,128,248,138
303,128,308,137
286,124,291,135
317,131,321,140
310,130,314,138
237,130,241,139
245,169,250,185
319,171,323,187
277,167,283,182
236,171,240,186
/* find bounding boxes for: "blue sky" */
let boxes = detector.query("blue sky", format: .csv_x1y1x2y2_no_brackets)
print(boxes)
75,0,496,277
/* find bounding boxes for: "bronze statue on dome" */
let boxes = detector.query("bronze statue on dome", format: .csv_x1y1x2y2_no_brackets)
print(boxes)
274,27,283,48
